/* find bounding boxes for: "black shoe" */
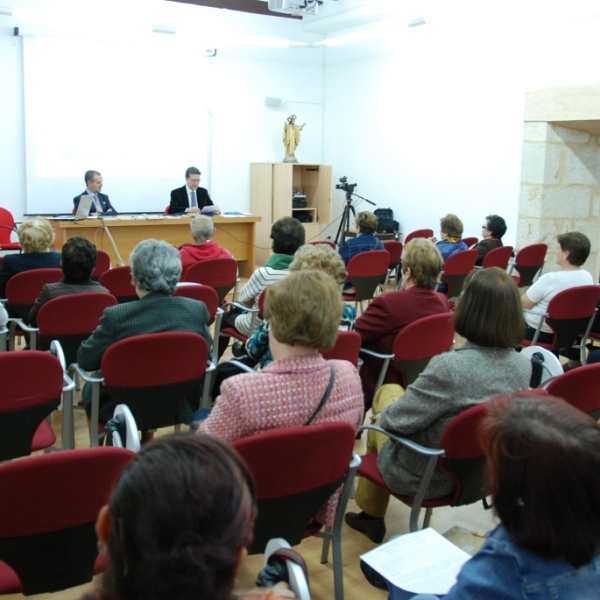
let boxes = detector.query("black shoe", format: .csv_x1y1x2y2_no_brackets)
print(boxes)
344,511,386,543
231,341,246,358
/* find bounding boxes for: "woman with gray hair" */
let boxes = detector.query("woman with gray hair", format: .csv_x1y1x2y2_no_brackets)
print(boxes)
179,215,233,279
78,239,212,423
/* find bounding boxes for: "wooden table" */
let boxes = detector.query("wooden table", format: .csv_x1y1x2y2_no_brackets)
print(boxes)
51,215,261,278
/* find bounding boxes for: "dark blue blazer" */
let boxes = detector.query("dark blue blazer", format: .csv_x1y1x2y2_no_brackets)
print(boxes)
168,186,213,215
73,192,117,214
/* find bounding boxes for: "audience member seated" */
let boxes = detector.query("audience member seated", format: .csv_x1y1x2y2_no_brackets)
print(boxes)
244,243,355,370
338,210,384,265
386,394,600,599
355,238,449,410
0,217,61,298
522,232,592,349
430,214,468,262
77,239,212,423
178,215,234,279
83,433,297,600
345,267,531,543
200,270,364,526
28,237,110,327
218,216,305,356
472,214,506,266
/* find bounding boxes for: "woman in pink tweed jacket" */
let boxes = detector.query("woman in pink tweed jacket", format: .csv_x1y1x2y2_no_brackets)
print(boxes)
199,269,364,526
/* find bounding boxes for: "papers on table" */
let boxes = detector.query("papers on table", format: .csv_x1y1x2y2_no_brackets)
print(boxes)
360,527,471,595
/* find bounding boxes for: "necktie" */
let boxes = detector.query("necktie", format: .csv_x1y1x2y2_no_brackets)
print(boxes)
94,194,101,212
191,190,197,208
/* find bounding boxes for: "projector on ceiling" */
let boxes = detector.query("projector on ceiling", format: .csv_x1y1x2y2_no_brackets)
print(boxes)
268,0,318,17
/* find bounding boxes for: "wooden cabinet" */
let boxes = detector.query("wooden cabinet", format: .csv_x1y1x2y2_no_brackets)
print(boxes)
250,163,332,265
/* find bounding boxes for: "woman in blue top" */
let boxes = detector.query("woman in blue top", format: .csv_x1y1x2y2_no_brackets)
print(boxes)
430,214,468,262
338,211,384,265
389,393,600,600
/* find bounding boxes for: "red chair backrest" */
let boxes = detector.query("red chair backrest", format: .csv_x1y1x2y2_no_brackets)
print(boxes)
0,447,133,595
0,208,19,249
308,240,336,249
37,292,117,337
174,283,219,319
345,250,390,301
99,266,137,302
482,245,513,269
462,237,478,248
382,240,402,266
405,229,433,244
545,363,600,419
5,268,63,305
183,258,238,304
391,312,454,387
443,249,477,275
320,331,361,366
91,250,111,279
515,243,547,267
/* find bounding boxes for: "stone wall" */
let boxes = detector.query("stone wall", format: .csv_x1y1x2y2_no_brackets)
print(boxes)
518,121,600,279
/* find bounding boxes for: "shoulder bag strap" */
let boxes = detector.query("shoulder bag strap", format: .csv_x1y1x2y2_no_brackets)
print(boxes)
304,366,335,426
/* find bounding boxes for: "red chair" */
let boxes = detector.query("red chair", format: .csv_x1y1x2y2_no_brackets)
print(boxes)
357,401,489,532
360,312,454,397
91,250,111,281
218,287,266,348
382,240,403,290
0,208,20,251
481,245,513,269
0,351,63,461
440,249,477,299
5,268,63,350
72,331,209,446
342,250,390,314
522,285,600,351
99,265,137,303
320,331,361,367
36,292,118,365
544,363,600,420
462,236,478,248
232,422,360,600
308,240,336,249
183,257,238,304
0,447,133,595
404,229,433,245
509,243,547,287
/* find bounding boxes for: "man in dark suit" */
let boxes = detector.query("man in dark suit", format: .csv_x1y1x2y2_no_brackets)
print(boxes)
77,239,212,423
168,166,220,215
73,170,117,215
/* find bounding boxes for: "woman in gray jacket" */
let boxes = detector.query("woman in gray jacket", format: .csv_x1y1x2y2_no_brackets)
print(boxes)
346,267,531,543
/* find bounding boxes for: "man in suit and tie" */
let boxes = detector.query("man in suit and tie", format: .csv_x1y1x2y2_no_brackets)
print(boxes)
73,170,117,215
168,166,220,215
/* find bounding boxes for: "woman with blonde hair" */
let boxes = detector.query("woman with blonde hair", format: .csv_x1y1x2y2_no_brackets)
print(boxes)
0,217,61,297
200,270,364,526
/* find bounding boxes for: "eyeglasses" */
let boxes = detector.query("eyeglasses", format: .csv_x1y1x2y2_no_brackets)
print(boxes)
481,225,489,230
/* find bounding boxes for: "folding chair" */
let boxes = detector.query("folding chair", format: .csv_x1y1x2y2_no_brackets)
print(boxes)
320,330,362,367
357,401,490,533
545,363,600,420
91,250,111,281
0,351,66,461
509,243,547,288
71,331,209,446
99,265,137,303
232,422,360,600
440,249,477,300
481,245,513,270
0,447,133,595
342,250,390,314
522,285,600,352
183,257,239,304
0,208,20,252
461,236,478,248
360,312,455,398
